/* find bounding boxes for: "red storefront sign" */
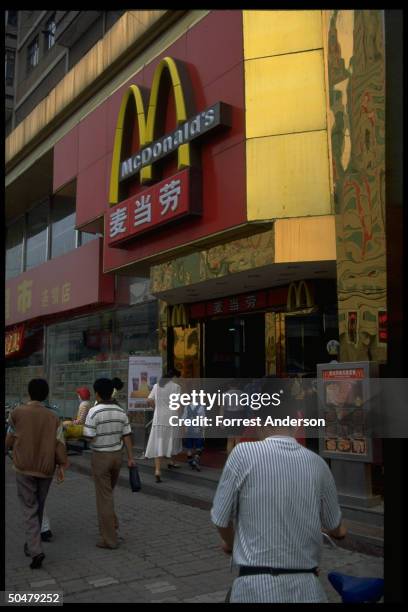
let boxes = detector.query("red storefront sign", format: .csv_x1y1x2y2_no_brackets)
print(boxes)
5,325,25,358
5,239,114,327
322,368,365,380
189,286,288,319
54,12,246,273
106,169,200,248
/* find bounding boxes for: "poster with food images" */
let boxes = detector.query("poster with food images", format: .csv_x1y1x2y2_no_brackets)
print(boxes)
317,362,378,462
127,356,162,411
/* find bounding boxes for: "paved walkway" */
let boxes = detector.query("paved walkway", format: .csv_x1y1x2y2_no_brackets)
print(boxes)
5,463,383,603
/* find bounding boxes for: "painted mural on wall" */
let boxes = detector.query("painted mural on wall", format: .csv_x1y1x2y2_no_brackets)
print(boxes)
326,10,386,363
150,229,275,293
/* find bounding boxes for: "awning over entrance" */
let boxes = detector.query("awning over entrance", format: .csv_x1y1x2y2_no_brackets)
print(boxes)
150,215,336,305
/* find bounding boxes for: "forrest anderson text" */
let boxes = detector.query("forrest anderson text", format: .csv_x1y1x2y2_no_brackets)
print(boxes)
168,416,326,427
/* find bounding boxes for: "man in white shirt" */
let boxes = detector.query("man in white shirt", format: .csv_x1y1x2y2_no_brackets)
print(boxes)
211,399,347,603
83,378,135,549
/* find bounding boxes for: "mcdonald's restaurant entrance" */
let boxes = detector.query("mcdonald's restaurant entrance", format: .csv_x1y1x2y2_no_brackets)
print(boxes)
171,279,340,379
167,278,339,460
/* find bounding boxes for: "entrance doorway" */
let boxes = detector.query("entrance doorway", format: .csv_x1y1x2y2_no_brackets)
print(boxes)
203,312,265,453
204,312,266,378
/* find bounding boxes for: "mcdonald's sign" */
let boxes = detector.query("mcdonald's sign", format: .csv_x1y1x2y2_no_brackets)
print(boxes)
169,304,188,327
286,281,314,311
109,56,232,204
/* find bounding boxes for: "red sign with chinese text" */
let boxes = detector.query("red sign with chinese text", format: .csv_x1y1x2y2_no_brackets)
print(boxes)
322,368,365,380
189,286,289,319
53,12,246,273
5,325,25,358
106,169,200,248
5,239,114,327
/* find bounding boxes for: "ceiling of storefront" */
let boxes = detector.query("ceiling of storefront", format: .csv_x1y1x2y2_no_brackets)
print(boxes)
153,260,337,305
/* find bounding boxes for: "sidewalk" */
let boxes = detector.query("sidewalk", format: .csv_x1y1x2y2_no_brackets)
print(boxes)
67,448,384,556
5,462,383,603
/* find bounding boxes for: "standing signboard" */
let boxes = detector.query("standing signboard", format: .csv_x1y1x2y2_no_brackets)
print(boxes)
317,361,379,462
127,356,162,450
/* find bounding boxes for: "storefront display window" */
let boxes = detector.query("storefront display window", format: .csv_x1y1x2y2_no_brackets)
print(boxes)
46,303,159,417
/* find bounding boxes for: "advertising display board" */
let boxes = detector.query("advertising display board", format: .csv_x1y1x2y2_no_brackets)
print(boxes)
127,356,162,410
317,361,379,462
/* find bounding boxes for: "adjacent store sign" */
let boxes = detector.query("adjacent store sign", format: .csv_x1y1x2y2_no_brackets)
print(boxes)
127,356,162,411
107,56,231,246
5,239,114,326
5,325,25,358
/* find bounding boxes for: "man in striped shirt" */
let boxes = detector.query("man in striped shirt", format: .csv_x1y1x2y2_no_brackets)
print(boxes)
211,399,347,603
83,378,135,549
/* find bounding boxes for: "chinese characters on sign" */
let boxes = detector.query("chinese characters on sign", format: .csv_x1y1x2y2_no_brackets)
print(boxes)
189,286,289,320
107,169,198,247
17,280,33,314
41,283,72,307
5,239,114,327
5,325,25,357
205,291,267,317
7,281,73,321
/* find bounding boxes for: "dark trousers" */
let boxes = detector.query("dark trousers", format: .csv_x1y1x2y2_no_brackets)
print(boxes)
16,473,52,558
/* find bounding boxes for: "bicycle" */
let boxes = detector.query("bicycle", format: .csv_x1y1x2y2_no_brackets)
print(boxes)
322,533,384,603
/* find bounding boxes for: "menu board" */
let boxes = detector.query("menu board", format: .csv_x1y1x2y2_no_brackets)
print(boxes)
127,356,162,411
317,361,378,462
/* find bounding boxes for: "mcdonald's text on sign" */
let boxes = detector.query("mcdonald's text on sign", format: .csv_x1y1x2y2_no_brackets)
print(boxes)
119,102,229,183
107,56,231,248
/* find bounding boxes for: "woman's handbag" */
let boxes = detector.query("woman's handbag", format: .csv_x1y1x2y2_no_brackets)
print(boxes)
129,465,142,492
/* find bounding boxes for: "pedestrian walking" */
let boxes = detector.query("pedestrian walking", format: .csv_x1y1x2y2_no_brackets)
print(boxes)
211,399,347,603
145,368,182,482
5,379,68,569
182,402,206,471
39,399,65,543
223,381,244,455
83,378,135,549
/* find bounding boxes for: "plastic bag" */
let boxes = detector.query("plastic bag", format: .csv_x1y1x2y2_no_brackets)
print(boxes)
129,465,141,492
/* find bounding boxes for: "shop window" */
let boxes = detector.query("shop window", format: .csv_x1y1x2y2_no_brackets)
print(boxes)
114,302,159,358
27,36,39,72
25,200,49,270
46,305,159,416
44,15,56,50
5,49,16,87
6,217,24,279
50,196,76,259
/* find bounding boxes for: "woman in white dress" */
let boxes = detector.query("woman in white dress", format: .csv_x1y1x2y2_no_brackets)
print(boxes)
145,369,183,482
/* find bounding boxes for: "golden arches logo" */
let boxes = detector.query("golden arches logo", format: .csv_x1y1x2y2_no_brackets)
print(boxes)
109,57,190,205
170,304,188,327
286,281,313,310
